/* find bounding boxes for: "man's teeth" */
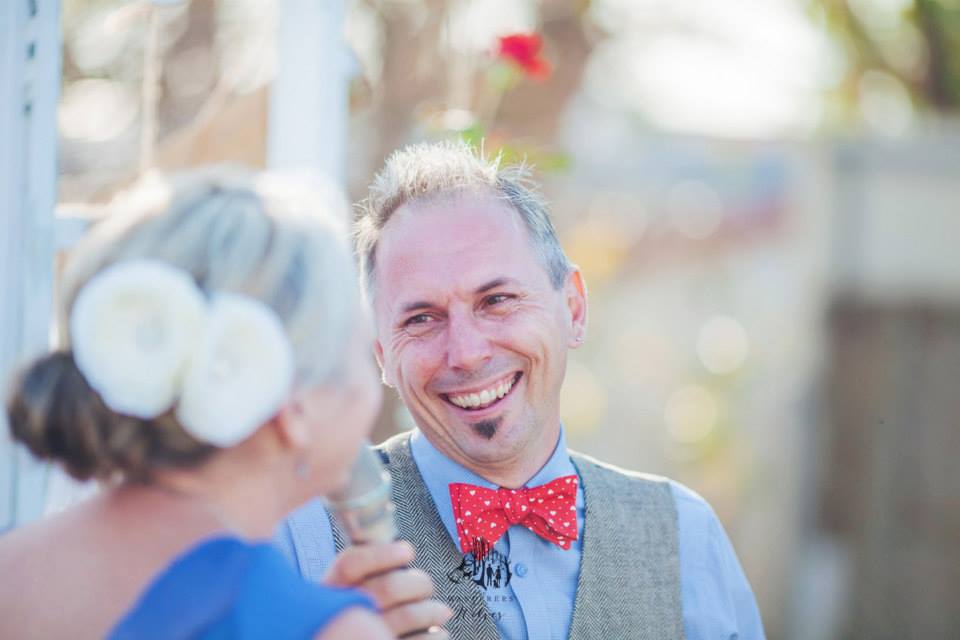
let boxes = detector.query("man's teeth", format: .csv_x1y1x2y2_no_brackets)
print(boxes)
448,376,515,409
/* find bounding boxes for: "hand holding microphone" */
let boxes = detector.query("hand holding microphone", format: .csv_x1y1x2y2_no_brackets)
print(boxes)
324,445,452,639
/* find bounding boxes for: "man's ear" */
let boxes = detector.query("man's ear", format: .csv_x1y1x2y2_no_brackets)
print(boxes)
564,267,588,348
373,339,394,388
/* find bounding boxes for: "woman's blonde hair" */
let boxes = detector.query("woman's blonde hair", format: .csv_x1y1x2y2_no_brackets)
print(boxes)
6,167,359,482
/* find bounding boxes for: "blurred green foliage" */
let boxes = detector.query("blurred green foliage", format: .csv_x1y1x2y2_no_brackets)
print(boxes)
458,124,571,174
814,0,960,112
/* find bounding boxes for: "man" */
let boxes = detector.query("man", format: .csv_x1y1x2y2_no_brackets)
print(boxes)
276,141,765,639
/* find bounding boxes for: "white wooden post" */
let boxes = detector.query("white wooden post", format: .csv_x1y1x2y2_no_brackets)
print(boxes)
0,0,62,530
267,0,349,183
1,0,351,529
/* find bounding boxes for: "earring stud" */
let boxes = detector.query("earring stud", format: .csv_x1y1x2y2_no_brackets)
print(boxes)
295,460,309,479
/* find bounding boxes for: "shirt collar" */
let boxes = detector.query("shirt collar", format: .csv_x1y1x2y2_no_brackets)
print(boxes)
409,426,579,545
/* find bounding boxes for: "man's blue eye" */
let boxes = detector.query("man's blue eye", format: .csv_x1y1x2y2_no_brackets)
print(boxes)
405,313,433,326
487,294,511,305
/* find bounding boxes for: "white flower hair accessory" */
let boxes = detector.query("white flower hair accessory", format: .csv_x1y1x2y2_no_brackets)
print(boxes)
70,260,206,418
70,259,295,447
176,294,294,447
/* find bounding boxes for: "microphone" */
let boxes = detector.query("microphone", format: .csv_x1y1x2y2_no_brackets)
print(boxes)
326,445,439,638
324,442,397,544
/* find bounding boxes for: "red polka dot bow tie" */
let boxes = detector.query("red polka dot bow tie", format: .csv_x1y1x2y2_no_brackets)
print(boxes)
449,475,579,555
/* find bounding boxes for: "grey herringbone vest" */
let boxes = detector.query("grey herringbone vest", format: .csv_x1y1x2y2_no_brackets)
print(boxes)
334,433,684,639
566,451,685,640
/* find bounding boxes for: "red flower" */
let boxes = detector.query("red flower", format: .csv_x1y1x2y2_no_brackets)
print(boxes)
497,33,551,79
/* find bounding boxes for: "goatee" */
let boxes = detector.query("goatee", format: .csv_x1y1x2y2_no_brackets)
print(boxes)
471,418,501,440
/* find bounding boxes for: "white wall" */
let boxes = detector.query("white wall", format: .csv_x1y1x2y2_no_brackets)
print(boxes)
0,0,62,530
831,137,960,304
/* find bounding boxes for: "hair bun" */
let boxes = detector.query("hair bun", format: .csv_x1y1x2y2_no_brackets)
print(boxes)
7,352,104,479
5,351,213,482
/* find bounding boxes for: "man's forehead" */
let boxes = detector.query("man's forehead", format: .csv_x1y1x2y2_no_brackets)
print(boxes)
371,196,542,317
376,195,527,268
386,191,523,236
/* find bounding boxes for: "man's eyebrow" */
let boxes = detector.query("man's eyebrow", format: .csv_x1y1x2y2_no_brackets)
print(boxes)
400,300,435,314
475,278,516,294
397,278,517,315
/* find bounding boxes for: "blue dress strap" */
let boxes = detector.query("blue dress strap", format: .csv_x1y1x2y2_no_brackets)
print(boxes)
110,536,374,639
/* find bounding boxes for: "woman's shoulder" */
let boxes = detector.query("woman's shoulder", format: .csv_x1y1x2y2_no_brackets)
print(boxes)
0,518,52,617
110,536,374,639
0,503,94,603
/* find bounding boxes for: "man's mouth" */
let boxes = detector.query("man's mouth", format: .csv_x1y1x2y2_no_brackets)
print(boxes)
442,372,522,412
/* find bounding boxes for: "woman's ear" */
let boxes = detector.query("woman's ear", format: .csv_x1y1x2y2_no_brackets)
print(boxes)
272,396,311,450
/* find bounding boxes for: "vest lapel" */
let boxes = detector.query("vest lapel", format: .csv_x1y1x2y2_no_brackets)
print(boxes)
568,453,685,640
379,433,500,640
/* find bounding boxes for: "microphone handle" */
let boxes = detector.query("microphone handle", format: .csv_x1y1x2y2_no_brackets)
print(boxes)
325,445,397,544
328,476,397,544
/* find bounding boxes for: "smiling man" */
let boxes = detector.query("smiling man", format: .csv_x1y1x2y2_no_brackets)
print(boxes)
276,141,765,639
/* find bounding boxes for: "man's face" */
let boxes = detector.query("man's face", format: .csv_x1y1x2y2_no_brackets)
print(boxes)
372,193,586,479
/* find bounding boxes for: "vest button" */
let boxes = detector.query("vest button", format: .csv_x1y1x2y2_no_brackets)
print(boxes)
514,562,528,577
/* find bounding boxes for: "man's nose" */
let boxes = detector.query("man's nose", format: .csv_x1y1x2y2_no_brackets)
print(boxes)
445,315,493,372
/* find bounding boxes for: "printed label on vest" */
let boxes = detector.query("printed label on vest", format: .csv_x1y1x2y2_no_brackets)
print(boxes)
448,536,513,591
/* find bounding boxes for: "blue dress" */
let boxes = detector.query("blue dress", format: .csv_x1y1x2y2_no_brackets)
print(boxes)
109,536,374,639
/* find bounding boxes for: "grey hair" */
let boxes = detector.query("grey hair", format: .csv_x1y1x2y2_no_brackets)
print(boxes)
354,140,572,299
61,166,360,387
3,167,360,481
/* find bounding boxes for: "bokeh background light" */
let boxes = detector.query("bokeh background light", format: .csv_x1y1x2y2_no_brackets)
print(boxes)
698,315,751,375
3,1,959,638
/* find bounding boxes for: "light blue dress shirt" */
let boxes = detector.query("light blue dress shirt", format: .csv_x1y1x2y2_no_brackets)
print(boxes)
275,428,766,639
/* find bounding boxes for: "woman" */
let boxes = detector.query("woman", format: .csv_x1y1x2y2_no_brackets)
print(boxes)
0,170,451,638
